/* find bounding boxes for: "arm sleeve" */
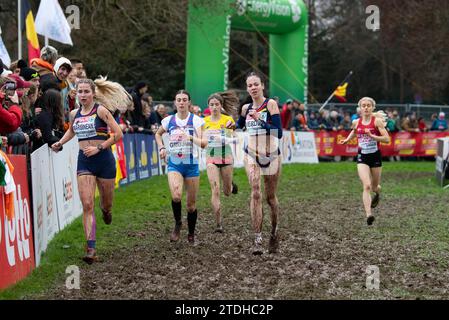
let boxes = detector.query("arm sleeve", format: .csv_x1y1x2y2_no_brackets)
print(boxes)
260,114,283,139
0,104,22,133
237,115,246,130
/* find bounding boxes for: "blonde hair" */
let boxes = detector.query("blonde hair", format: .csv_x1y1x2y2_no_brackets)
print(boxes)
93,76,133,113
358,97,376,109
207,91,239,117
357,97,388,123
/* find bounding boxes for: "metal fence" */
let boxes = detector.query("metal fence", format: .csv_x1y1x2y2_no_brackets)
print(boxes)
306,103,449,121
153,101,449,121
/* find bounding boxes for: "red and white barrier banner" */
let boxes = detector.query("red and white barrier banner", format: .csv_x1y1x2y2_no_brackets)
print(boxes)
314,130,449,157
31,145,60,267
0,155,35,290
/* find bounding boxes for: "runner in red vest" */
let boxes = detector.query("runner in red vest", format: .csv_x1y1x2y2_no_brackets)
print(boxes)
340,97,390,225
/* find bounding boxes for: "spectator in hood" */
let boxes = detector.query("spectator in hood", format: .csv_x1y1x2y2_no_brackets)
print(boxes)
53,57,76,130
30,45,58,83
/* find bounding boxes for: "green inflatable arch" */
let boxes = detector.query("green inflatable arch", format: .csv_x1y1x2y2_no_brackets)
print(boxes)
185,0,308,108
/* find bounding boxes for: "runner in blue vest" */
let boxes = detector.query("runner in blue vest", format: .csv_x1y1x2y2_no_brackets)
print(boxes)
155,90,207,245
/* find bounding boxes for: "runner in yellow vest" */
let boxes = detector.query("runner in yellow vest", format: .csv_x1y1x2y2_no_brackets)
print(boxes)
203,91,239,233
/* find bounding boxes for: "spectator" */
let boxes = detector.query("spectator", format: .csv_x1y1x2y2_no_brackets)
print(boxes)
307,111,320,130
140,97,153,134
418,117,428,132
280,98,293,129
386,109,401,132
430,113,438,122
401,112,420,133
70,59,85,78
317,110,331,130
351,107,361,121
30,45,58,84
0,77,23,134
203,107,211,117
328,110,342,131
7,73,32,99
339,112,352,130
130,81,148,131
150,103,168,126
191,105,202,117
430,112,448,131
33,89,65,151
20,66,40,89
292,100,308,130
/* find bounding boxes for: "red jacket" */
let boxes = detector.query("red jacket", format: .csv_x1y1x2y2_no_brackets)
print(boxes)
0,95,22,134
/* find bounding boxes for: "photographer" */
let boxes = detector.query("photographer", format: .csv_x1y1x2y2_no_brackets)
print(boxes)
0,77,23,135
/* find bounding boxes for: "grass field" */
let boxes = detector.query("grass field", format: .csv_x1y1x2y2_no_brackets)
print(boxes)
1,161,448,300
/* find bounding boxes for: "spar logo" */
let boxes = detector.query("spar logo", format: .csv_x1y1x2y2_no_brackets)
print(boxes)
2,184,32,267
63,177,73,203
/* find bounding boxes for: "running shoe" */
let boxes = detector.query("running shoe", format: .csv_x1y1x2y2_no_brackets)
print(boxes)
268,233,279,254
371,192,380,208
252,236,263,255
170,223,182,242
187,233,195,245
367,215,375,226
231,182,238,194
82,248,97,264
214,224,224,233
102,209,112,225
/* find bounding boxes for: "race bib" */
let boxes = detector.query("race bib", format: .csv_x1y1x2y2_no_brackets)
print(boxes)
168,128,193,158
359,134,378,154
207,129,225,148
73,115,97,140
246,112,267,135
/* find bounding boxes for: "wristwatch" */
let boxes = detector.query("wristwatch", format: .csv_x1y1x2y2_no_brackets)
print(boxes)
97,144,104,151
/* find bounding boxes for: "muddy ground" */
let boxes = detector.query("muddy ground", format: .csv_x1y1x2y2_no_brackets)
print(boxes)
35,170,449,300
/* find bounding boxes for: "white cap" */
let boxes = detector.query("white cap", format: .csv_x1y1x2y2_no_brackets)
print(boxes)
1,69,12,77
54,57,72,73
439,112,445,118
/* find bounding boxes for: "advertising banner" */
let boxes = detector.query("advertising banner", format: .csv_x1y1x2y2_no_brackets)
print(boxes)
31,145,59,267
148,135,160,177
135,134,150,180
120,134,137,186
313,130,449,157
51,139,82,230
0,155,35,289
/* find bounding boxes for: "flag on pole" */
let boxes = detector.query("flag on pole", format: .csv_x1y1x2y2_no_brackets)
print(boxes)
35,0,73,46
319,71,353,112
0,26,11,68
333,82,348,102
21,0,41,64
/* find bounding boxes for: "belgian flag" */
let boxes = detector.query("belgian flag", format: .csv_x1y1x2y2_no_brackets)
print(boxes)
21,0,40,64
333,83,348,102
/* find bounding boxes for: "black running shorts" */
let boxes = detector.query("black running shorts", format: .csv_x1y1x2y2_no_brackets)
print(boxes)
357,150,382,168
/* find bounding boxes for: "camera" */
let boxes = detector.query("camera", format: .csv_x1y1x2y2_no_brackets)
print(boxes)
4,82,17,91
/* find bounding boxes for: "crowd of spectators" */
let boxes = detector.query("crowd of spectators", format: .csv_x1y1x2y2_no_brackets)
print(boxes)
276,98,449,133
